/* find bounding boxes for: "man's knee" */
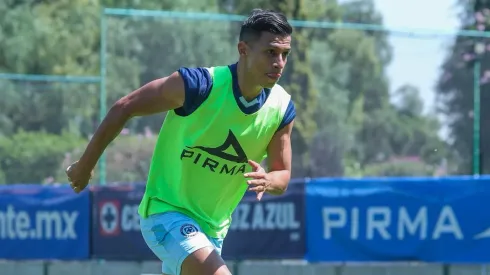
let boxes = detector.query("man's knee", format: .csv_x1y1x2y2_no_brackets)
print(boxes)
181,247,231,275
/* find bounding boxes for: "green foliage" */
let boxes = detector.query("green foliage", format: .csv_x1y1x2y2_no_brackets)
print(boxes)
0,131,85,184
0,169,6,185
435,0,490,174
0,0,455,183
55,133,157,184
229,0,333,177
103,134,157,183
363,158,435,177
0,80,99,137
104,9,236,132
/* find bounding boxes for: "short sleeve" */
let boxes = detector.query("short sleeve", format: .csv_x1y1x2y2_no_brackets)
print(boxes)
277,100,296,132
174,67,213,116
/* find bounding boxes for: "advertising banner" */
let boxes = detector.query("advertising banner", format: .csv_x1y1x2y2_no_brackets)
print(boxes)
305,176,490,263
222,179,306,259
91,183,157,260
0,184,90,260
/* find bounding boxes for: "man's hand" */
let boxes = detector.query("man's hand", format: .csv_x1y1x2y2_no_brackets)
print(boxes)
244,120,295,199
66,161,94,194
244,160,271,201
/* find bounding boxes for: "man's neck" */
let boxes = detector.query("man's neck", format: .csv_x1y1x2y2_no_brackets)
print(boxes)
236,61,263,101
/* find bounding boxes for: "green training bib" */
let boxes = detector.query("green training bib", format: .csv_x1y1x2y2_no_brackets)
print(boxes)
138,65,291,238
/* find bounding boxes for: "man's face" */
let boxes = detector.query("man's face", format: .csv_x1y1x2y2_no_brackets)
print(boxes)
239,32,291,88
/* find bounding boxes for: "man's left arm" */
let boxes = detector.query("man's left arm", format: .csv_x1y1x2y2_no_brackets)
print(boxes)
245,120,294,199
264,120,293,195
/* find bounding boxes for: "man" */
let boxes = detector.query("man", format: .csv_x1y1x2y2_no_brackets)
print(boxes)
66,8,296,275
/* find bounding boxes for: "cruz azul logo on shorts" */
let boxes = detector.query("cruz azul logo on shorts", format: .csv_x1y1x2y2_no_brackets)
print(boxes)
180,130,248,176
180,224,199,237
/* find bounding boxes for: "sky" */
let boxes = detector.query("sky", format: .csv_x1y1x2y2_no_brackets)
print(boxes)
372,0,461,115
371,0,461,138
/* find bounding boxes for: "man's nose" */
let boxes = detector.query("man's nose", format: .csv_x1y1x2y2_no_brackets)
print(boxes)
273,56,286,69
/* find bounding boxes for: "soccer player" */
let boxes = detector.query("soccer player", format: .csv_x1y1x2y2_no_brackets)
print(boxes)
66,9,296,275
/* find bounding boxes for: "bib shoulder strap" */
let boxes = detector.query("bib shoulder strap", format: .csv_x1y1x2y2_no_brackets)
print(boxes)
205,65,232,86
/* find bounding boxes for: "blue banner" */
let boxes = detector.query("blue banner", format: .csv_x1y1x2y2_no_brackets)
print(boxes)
91,183,157,260
222,179,306,260
305,176,490,263
91,180,305,261
0,184,90,260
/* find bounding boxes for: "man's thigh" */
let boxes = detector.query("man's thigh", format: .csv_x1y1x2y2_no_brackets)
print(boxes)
180,246,231,275
140,211,222,275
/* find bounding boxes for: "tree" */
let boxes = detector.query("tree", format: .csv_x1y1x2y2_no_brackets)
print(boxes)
225,0,336,177
308,0,448,176
103,0,235,132
0,1,101,137
214,0,447,177
436,0,490,174
0,0,451,183
307,0,395,176
0,0,229,183
0,131,84,184
391,85,448,166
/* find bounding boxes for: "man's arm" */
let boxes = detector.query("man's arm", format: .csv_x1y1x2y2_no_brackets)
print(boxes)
77,72,185,174
245,120,294,199
264,120,294,195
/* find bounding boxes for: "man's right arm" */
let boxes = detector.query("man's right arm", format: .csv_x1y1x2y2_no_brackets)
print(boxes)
76,71,186,174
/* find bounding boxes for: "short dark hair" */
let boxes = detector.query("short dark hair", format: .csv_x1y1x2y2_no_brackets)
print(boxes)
239,9,293,42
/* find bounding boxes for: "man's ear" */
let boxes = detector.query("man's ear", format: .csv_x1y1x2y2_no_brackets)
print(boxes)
237,41,248,56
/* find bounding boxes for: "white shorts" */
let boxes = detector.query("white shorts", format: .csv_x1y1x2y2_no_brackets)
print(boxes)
140,211,224,275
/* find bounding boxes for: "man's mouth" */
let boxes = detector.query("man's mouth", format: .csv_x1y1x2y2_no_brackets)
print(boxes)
266,73,282,79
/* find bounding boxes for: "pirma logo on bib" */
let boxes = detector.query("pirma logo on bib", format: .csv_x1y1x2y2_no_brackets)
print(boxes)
180,130,248,176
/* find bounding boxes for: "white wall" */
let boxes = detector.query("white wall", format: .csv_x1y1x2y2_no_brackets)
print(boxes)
0,260,488,275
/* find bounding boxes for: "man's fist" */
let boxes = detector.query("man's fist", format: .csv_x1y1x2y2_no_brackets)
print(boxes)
65,161,93,194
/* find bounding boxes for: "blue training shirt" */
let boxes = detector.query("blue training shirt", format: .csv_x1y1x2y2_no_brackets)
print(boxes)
174,63,296,132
